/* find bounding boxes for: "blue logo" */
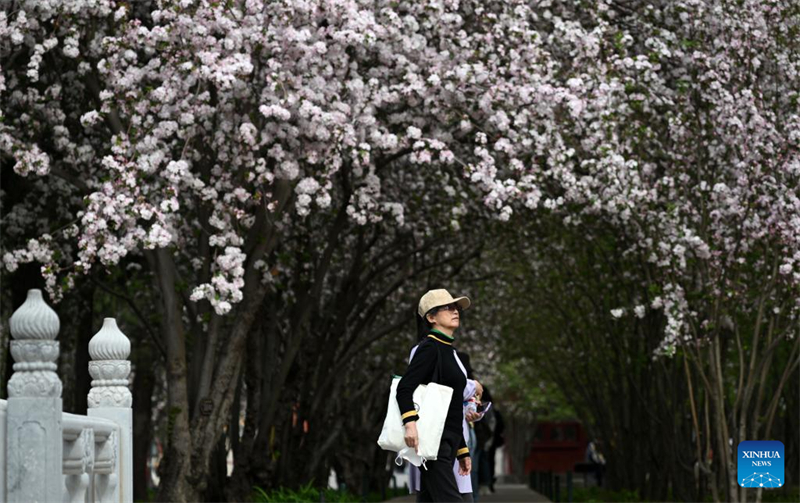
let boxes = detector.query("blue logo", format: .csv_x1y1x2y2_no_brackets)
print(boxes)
738,441,784,488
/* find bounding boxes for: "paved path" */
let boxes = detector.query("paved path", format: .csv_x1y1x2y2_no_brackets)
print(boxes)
386,483,551,502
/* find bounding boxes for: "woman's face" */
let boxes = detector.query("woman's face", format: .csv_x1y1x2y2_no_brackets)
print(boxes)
427,303,460,331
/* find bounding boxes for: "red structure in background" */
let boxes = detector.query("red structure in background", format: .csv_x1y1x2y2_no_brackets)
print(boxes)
524,420,588,473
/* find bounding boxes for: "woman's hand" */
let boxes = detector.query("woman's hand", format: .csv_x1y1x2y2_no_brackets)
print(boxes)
465,411,481,422
404,422,419,450
458,457,472,476
474,380,484,400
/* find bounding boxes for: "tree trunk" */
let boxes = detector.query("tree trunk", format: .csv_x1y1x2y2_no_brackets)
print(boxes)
203,437,229,502
151,249,196,502
180,180,293,497
709,337,737,503
226,310,267,501
133,342,156,501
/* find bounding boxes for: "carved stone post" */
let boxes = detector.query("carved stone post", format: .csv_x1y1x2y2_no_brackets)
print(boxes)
88,317,133,503
5,289,63,503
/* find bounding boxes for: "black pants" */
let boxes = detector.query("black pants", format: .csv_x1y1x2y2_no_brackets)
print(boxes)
417,429,464,503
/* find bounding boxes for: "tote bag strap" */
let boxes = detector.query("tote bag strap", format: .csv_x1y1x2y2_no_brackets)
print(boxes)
429,343,443,383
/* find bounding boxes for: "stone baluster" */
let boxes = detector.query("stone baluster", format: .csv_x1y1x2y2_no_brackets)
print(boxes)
88,318,133,503
93,431,119,502
63,428,94,503
5,289,64,503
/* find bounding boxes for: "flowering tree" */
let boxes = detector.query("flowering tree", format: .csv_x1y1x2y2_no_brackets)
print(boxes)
4,0,798,500
1,0,563,499
225,208,488,498
463,1,800,501
485,216,707,499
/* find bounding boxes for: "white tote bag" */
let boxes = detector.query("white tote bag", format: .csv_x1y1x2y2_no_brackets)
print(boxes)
377,377,411,453
415,381,453,460
377,376,453,462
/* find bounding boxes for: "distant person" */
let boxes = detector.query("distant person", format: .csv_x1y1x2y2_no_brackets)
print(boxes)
397,289,473,502
585,438,606,486
473,386,495,496
488,408,505,492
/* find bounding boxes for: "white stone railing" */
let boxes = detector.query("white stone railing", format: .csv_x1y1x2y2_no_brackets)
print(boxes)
62,412,119,503
2,289,133,503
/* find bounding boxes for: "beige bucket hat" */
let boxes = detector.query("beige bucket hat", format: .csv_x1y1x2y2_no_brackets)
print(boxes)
417,289,471,317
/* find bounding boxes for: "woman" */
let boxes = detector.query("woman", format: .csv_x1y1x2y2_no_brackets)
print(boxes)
407,350,486,502
396,289,478,503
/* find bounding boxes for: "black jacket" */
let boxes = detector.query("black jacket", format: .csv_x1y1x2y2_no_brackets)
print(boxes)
396,332,469,459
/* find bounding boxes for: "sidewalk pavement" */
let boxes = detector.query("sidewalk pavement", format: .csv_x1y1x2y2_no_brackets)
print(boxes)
385,483,551,502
